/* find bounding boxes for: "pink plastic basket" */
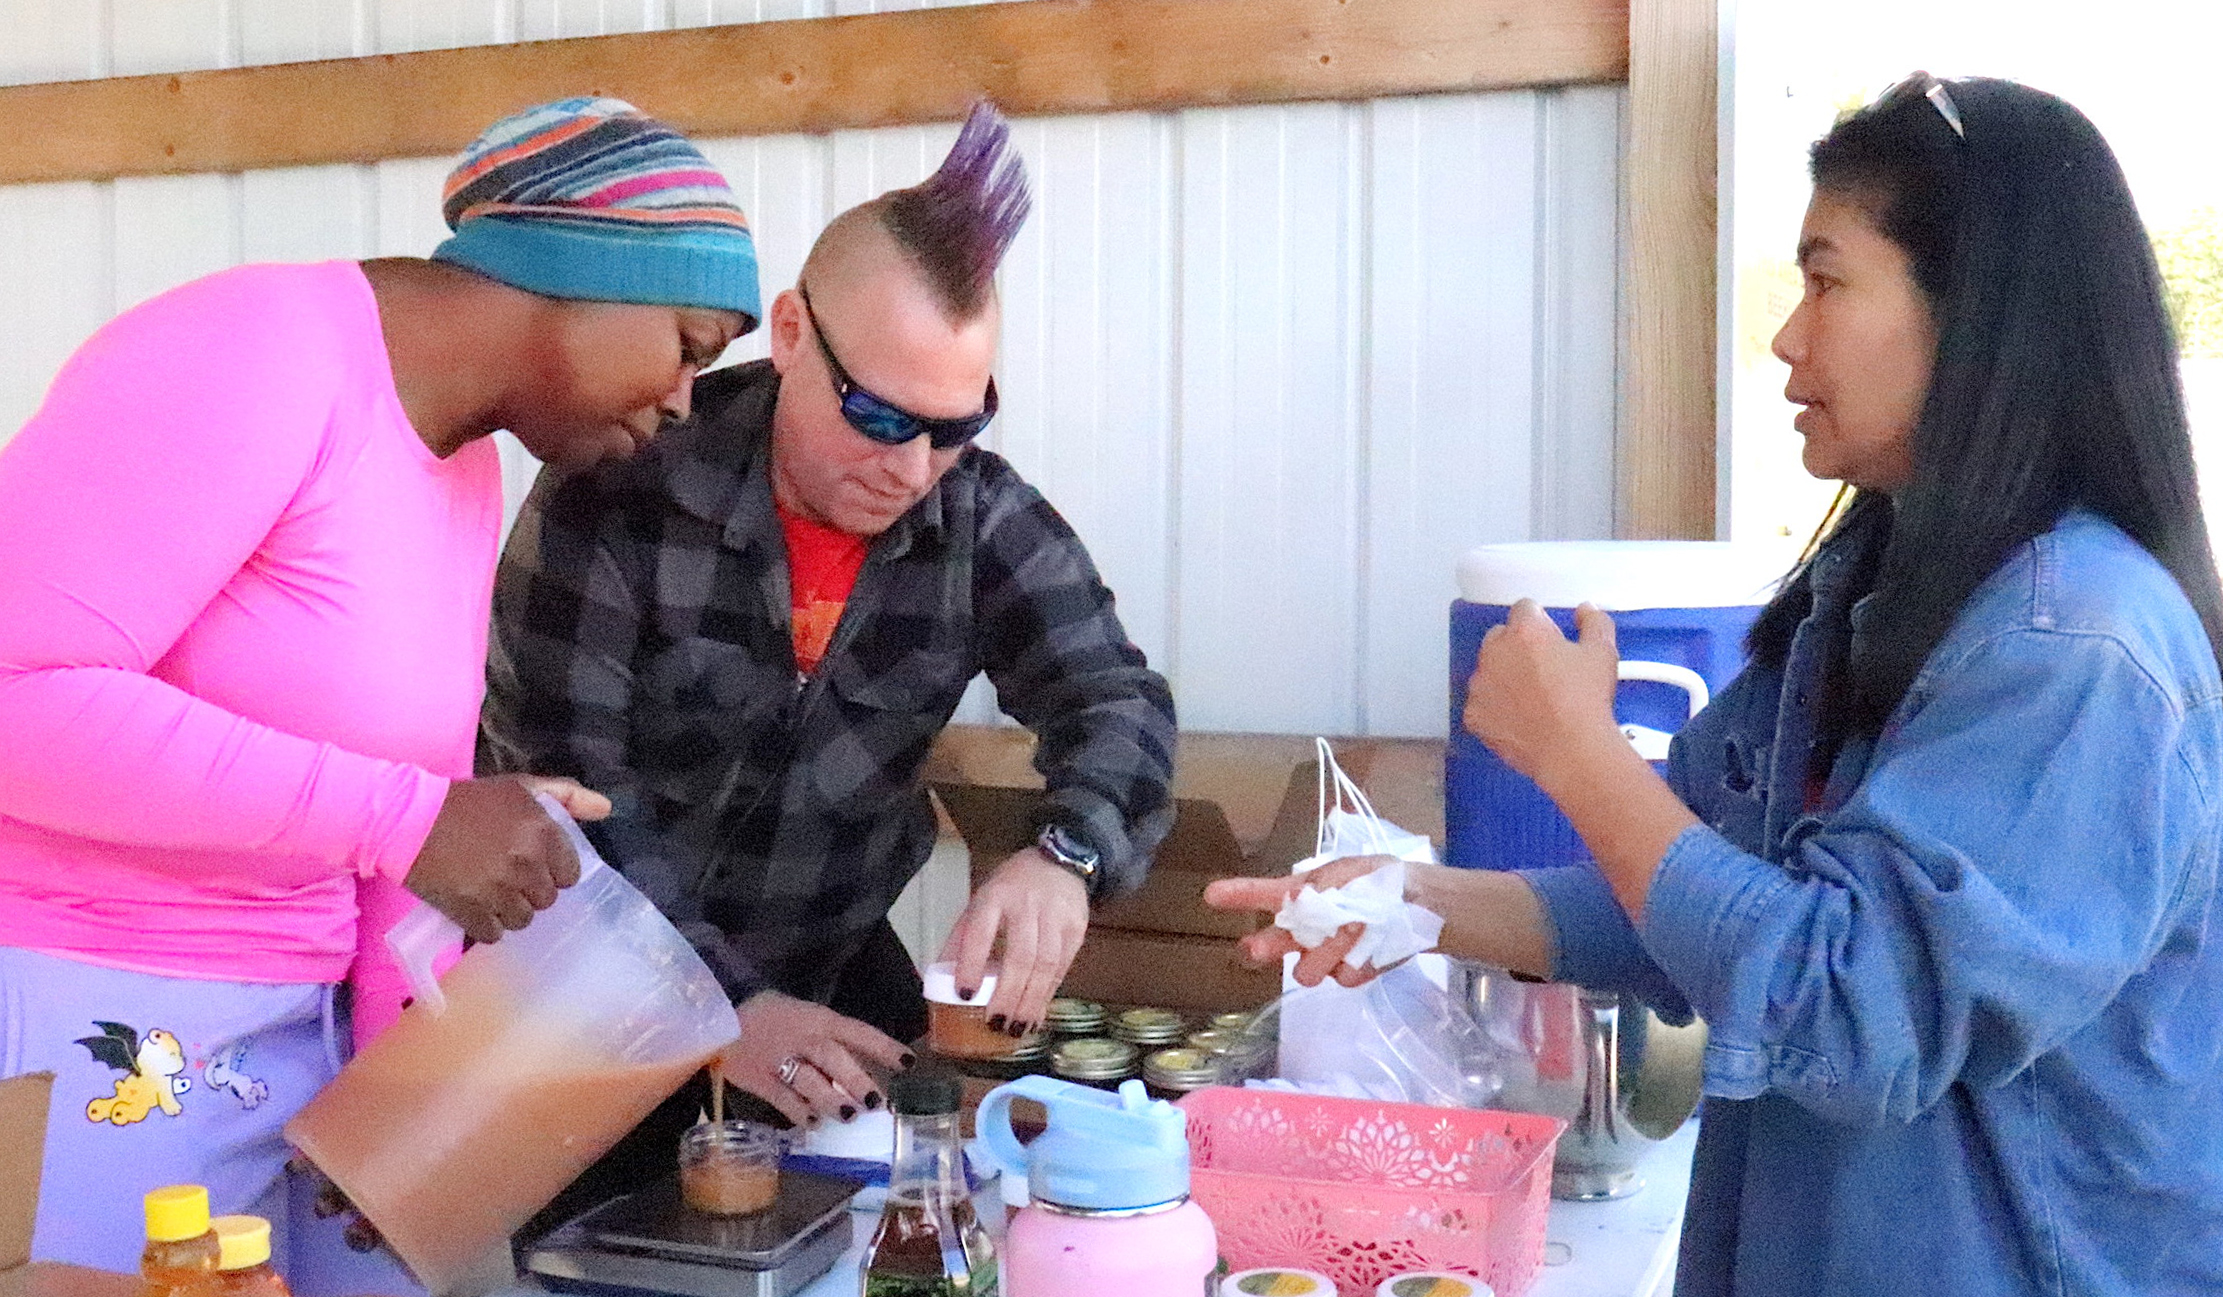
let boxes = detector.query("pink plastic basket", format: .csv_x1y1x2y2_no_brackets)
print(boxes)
1179,1088,1564,1296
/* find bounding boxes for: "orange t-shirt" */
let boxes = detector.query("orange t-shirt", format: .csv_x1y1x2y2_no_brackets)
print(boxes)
777,501,870,675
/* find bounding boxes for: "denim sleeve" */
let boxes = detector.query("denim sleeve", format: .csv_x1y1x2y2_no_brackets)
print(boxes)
1641,625,2210,1128
1520,865,1694,1024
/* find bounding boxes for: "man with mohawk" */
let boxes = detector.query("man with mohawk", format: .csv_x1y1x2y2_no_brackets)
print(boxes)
485,103,1175,1193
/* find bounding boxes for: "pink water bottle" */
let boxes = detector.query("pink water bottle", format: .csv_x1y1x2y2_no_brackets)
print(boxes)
978,1076,1221,1295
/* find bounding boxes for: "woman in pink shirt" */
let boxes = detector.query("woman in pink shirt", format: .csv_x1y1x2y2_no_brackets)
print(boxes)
0,98,758,1292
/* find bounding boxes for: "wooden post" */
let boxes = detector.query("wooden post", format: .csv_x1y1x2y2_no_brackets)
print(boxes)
1620,0,1718,539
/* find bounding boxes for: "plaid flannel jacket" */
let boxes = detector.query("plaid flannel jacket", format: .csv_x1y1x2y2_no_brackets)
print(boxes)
480,361,1177,1006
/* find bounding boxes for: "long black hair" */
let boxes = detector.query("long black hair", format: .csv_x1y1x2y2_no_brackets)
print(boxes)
1747,76,2223,748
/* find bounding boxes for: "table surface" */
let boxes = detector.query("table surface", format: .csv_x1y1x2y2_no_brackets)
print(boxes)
792,1120,1697,1297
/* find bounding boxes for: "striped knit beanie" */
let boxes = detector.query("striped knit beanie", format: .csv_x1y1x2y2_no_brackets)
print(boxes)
432,96,760,329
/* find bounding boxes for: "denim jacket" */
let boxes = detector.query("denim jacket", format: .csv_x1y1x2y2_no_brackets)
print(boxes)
1524,511,2223,1296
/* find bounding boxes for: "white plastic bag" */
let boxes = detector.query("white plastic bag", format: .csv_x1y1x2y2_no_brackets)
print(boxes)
1266,740,1498,1105
1260,958,1508,1107
1273,738,1444,970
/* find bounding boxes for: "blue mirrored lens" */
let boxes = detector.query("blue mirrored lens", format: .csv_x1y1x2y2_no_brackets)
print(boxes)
839,391,992,449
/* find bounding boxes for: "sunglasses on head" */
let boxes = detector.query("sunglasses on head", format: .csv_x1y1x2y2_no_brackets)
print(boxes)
1879,70,1966,141
797,284,997,450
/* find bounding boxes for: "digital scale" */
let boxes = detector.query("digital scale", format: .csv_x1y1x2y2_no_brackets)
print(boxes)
523,1170,864,1297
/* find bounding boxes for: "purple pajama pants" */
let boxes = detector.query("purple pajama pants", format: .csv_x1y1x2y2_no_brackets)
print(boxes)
0,946,424,1297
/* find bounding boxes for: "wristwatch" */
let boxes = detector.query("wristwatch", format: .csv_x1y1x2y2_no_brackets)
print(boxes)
1035,823,1101,890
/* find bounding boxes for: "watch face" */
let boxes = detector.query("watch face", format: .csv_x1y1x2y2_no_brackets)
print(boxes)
1040,825,1099,875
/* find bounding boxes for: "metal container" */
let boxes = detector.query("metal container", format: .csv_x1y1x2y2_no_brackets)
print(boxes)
1206,1011,1255,1033
1547,987,1706,1201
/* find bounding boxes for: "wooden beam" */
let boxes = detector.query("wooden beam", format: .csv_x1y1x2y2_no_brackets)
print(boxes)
0,0,1628,186
1618,0,1716,539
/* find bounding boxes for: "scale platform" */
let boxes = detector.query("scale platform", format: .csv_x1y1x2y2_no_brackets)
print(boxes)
523,1170,863,1297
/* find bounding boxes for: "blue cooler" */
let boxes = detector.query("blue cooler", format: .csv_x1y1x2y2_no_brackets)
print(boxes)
1445,542,1787,871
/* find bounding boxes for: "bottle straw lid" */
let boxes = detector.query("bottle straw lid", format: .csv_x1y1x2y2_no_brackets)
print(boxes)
212,1216,272,1271
144,1185,211,1244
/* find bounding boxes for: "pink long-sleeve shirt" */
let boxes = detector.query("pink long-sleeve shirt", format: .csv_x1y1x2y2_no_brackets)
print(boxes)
0,260,497,994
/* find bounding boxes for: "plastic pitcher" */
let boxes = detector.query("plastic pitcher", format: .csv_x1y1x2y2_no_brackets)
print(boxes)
977,1076,1219,1296
285,794,738,1291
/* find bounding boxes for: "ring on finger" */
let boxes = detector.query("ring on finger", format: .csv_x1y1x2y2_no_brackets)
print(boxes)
775,1055,809,1088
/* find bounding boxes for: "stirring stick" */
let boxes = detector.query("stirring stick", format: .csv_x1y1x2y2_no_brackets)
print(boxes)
711,1068,726,1126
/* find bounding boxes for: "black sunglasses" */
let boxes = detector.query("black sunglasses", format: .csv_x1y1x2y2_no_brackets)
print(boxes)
797,284,997,450
1879,70,1966,141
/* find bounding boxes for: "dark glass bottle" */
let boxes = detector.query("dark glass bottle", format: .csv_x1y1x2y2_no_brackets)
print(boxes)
862,1072,997,1296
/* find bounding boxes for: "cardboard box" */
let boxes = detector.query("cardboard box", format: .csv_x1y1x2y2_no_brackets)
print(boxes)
924,727,1445,1014
0,1072,131,1297
1,1072,52,1275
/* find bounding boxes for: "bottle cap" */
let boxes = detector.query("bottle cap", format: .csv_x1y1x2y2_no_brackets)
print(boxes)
977,1076,1192,1213
212,1216,271,1271
891,1070,962,1116
144,1185,211,1244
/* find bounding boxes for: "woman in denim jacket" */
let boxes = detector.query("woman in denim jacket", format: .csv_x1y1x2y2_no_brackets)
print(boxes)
1210,77,2223,1295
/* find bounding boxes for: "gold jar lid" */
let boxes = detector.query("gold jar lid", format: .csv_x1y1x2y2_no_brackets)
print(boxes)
1051,1037,1138,1081
1208,1011,1256,1033
1111,1007,1187,1045
1142,1047,1220,1092
1186,1029,1237,1055
1045,998,1108,1032
995,1030,1051,1062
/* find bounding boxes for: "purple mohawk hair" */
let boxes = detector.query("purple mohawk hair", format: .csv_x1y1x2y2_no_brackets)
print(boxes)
882,101,1032,319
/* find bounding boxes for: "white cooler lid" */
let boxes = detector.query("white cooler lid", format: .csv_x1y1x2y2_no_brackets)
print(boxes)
1456,540,1796,611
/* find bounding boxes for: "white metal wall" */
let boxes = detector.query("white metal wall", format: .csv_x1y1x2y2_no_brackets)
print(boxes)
0,0,1624,743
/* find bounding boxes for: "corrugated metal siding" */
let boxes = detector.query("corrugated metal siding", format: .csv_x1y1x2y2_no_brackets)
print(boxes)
0,0,1624,744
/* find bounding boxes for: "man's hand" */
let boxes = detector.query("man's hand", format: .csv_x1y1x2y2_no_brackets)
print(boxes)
1202,854,1403,989
721,991,913,1128
404,774,611,945
939,848,1090,1036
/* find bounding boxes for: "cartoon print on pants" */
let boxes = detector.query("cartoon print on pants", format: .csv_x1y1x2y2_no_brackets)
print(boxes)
76,1021,193,1124
203,1040,271,1110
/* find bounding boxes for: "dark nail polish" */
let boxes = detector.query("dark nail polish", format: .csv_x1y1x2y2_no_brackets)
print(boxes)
840,1104,858,1121
960,988,980,1002
899,1052,918,1070
1004,1020,1028,1038
864,1091,884,1110
987,1014,1008,1032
